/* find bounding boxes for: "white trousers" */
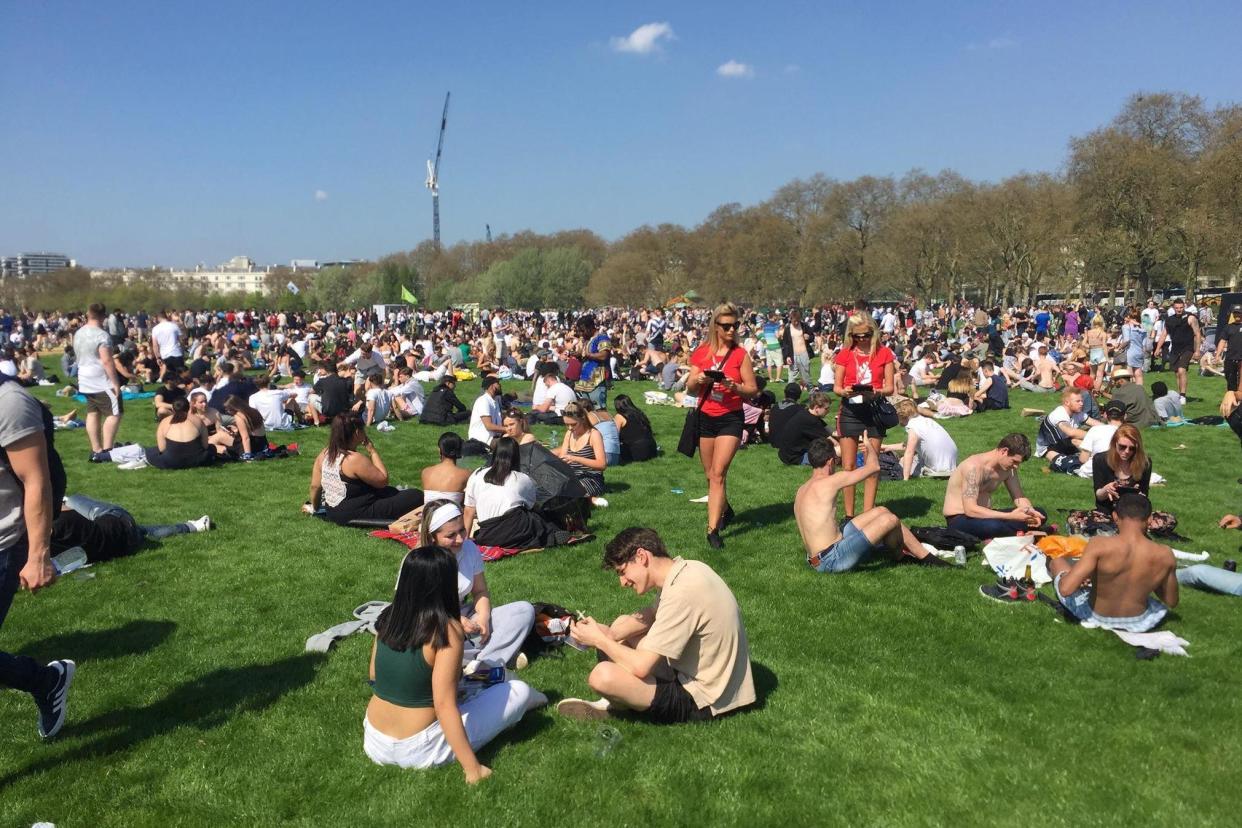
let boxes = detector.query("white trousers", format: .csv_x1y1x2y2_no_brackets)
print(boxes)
363,680,532,768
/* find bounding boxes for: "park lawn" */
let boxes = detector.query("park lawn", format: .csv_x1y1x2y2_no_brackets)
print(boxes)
2,364,1240,827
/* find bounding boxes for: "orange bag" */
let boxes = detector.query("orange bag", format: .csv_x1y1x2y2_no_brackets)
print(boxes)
1037,535,1087,559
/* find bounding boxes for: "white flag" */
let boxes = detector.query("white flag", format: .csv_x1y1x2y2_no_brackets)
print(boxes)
286,281,300,295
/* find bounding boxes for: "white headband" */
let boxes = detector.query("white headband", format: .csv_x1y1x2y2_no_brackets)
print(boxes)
427,503,463,534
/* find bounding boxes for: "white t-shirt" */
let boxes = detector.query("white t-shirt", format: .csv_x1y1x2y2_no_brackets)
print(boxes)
468,391,501,444
391,377,424,416
73,324,114,394
151,320,183,358
545,381,576,415
1075,423,1119,478
1036,405,1084,457
366,387,392,423
249,388,294,431
456,540,484,603
910,358,933,385
906,416,958,474
464,468,537,521
531,381,548,408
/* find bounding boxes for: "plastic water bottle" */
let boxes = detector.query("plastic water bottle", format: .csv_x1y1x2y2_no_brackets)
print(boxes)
51,546,88,576
548,429,559,448
953,545,967,566
595,725,622,758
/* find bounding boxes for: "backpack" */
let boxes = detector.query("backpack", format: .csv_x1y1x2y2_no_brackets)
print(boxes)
911,526,982,551
565,356,582,382
520,602,580,658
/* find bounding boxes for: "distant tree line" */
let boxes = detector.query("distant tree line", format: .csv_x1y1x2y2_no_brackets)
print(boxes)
6,92,1240,314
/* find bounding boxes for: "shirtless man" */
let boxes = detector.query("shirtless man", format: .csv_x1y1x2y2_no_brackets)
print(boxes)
1047,493,1177,631
795,436,947,572
943,433,1046,538
1033,345,1058,390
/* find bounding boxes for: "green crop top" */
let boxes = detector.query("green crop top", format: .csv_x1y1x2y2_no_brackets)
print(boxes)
372,639,435,708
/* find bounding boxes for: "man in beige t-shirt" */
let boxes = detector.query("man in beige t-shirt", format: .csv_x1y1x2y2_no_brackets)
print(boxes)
558,527,756,723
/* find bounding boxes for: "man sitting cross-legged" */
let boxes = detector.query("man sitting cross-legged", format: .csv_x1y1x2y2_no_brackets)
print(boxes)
1048,493,1178,632
795,435,950,572
557,527,756,724
943,433,1047,538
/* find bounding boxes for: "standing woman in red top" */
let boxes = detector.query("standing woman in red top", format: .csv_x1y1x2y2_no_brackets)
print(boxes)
833,312,896,518
686,304,758,549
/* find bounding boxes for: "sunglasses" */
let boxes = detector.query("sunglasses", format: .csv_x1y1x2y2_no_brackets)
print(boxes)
1116,442,1136,452
851,333,873,340
717,321,738,331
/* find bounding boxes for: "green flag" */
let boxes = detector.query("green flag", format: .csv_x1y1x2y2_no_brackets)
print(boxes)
401,286,418,305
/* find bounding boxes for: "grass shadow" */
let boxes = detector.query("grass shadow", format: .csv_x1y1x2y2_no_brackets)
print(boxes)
18,619,176,663
748,661,778,712
0,652,326,788
883,496,936,519
605,481,631,493
727,503,794,537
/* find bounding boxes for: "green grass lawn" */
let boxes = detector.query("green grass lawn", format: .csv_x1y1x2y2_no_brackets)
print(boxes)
3,364,1240,826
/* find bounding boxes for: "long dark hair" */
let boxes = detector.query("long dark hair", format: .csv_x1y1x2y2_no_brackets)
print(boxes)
223,395,264,433
484,436,520,485
169,397,191,425
375,545,459,652
438,431,462,461
326,413,364,463
613,394,651,431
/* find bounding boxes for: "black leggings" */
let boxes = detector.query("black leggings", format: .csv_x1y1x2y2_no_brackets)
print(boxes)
326,488,424,525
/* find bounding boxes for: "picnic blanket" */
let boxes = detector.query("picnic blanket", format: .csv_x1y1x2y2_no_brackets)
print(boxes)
73,390,156,403
367,529,540,561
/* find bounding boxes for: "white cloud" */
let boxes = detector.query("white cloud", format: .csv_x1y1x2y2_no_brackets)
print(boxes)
611,22,674,55
314,189,328,202
716,60,754,79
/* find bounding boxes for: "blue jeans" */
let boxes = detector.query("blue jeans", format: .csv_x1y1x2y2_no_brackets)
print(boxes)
0,538,58,695
946,508,1047,539
585,384,607,409
1177,565,1242,596
65,494,191,541
811,522,880,573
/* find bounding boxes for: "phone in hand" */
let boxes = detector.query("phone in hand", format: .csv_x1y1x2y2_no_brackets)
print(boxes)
852,384,870,394
704,370,726,382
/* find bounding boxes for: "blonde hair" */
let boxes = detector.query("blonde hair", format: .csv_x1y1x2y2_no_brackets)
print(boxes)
845,313,878,356
948,375,974,396
896,398,919,422
707,303,740,353
1091,315,1105,330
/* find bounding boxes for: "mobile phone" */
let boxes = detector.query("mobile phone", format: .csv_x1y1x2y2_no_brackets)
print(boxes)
852,384,870,394
704,370,726,382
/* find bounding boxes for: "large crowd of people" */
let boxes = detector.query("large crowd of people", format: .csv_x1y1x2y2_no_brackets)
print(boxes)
1,292,1240,784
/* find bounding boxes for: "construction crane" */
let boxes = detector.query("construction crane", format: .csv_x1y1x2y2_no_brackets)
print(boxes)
424,91,450,248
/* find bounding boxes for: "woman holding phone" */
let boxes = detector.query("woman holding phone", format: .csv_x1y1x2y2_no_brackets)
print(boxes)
686,303,758,549
307,413,424,524
833,312,896,519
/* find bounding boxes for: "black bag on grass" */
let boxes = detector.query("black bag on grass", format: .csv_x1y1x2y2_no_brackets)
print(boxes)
911,526,982,551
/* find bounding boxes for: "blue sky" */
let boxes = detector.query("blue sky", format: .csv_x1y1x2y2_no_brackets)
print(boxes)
2,1,1239,268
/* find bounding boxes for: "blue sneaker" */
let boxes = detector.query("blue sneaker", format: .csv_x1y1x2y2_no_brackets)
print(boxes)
36,659,75,739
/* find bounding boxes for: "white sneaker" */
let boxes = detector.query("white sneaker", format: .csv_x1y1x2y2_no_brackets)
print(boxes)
1179,394,1187,405
591,497,609,508
513,652,529,671
525,688,549,712
189,515,213,533
556,697,612,720
117,458,148,470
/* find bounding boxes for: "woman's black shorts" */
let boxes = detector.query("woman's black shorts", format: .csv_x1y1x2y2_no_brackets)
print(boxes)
837,401,887,440
698,409,744,440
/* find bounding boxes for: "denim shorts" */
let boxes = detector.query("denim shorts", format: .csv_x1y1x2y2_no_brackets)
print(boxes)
811,521,880,573
1055,573,1168,632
